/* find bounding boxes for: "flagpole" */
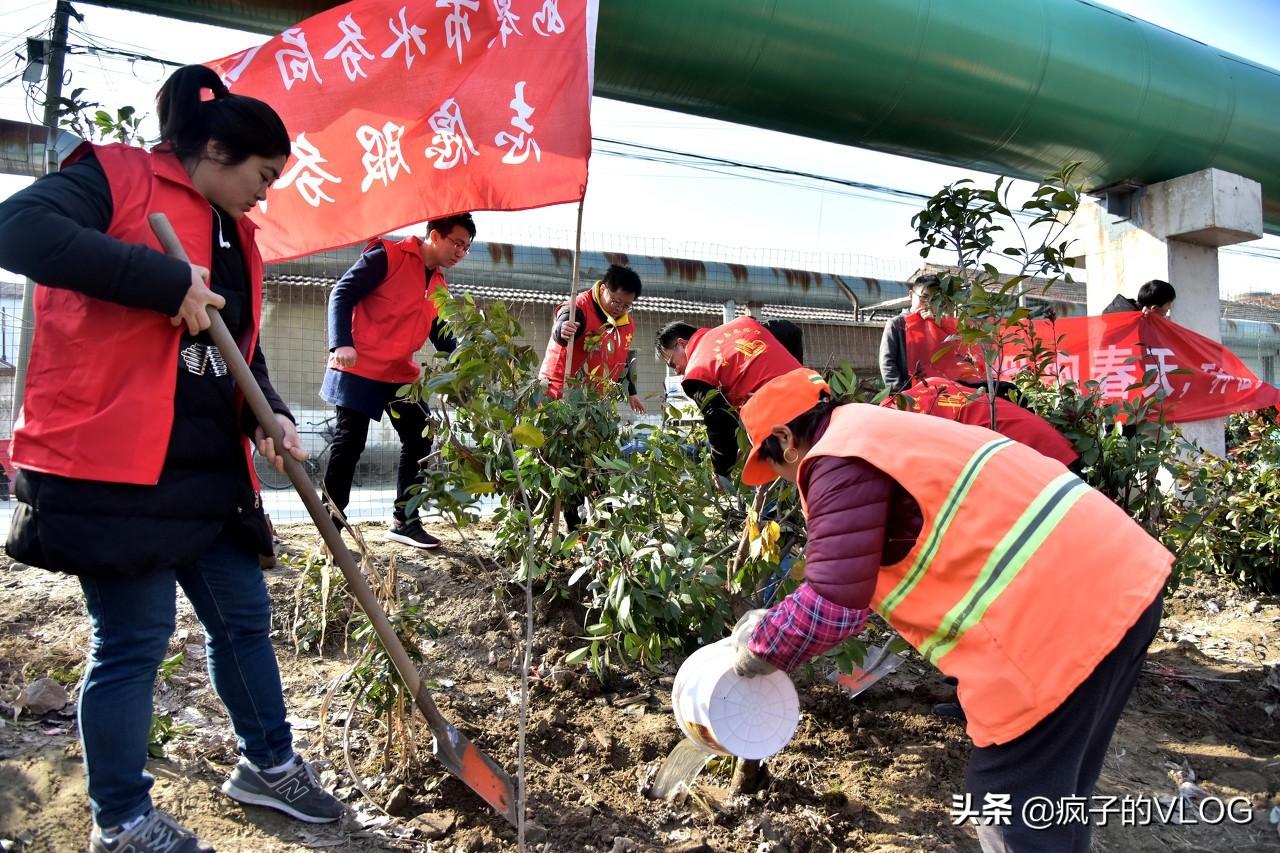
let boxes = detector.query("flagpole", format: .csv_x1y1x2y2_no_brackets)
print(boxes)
562,194,586,380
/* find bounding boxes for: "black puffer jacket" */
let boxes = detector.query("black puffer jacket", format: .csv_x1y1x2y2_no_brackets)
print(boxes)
0,151,291,576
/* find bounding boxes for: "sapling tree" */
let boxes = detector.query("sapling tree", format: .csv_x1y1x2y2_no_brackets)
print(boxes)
51,87,148,145
405,291,785,678
907,164,1082,428
907,164,1228,582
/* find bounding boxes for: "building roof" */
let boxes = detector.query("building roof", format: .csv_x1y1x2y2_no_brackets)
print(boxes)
263,240,900,314
264,274,868,325
263,248,1280,330
444,284,864,325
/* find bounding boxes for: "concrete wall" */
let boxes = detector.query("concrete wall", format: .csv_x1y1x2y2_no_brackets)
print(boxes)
256,284,883,464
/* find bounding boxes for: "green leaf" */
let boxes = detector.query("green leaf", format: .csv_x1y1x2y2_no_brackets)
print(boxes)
509,420,545,448
563,646,591,665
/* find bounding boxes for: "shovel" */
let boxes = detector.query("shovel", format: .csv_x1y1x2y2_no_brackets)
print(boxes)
149,213,519,827
827,638,905,699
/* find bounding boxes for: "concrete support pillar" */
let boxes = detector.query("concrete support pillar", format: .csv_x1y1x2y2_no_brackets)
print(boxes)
1074,168,1263,456
722,300,736,324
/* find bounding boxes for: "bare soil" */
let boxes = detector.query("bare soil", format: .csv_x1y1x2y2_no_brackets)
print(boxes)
1,521,1278,852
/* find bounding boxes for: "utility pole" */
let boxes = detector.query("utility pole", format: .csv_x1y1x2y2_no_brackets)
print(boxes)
13,0,73,413
41,2,72,174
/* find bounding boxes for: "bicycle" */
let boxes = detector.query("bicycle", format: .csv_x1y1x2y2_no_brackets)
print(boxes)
253,414,352,491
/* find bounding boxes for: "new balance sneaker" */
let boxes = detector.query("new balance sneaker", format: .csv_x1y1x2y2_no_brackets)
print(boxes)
385,519,441,549
90,808,214,853
221,756,344,823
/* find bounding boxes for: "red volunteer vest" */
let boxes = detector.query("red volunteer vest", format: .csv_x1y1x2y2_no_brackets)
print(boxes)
903,311,986,384
895,377,1079,467
538,286,634,398
800,404,1170,746
13,143,262,485
682,317,803,408
336,236,447,384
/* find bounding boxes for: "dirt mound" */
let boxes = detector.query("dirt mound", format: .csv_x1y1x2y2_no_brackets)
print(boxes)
1,523,1278,851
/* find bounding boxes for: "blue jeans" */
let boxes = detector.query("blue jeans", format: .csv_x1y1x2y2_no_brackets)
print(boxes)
77,532,294,828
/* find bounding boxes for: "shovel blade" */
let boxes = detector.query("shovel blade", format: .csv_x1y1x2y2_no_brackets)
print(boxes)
433,720,519,825
828,644,904,700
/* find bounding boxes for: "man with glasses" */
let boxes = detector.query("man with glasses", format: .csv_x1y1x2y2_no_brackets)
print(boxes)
320,213,476,549
879,271,943,392
538,263,646,413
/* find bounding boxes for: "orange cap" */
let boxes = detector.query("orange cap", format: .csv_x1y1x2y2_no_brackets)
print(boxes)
739,368,831,486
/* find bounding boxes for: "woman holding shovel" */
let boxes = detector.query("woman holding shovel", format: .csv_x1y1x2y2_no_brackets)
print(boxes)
730,368,1170,853
0,65,341,852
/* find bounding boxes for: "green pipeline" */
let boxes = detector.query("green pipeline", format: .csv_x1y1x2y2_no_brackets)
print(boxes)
98,0,1280,233
595,0,1280,233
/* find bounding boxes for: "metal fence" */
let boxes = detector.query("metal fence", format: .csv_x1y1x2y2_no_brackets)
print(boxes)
252,240,904,527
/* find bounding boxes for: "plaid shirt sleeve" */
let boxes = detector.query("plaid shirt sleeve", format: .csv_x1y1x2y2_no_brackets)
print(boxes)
747,582,871,673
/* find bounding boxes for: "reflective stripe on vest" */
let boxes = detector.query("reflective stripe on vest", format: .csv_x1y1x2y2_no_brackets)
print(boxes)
919,471,1089,664
879,437,1013,619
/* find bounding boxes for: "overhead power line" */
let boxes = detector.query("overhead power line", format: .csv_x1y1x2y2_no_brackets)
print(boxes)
12,26,1280,267
65,43,183,67
593,136,938,204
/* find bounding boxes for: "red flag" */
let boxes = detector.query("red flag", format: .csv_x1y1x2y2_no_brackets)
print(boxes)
904,312,1280,422
207,0,597,262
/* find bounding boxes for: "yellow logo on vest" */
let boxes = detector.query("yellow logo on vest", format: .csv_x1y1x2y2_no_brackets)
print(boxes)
713,329,767,367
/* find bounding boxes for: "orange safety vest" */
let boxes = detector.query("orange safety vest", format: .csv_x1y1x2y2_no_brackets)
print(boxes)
683,316,802,408
538,284,634,398
13,142,262,485
799,404,1171,746
335,236,447,384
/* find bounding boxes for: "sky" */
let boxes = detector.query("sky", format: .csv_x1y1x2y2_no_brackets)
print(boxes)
1,0,1279,293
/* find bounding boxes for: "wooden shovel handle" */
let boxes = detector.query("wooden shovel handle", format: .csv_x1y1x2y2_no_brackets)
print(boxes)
147,213,517,824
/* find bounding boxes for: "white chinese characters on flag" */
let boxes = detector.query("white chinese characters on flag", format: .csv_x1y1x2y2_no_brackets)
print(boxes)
904,312,1280,423
206,0,597,262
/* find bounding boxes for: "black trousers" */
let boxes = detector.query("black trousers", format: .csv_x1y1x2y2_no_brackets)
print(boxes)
966,591,1164,853
322,402,430,524
564,498,586,532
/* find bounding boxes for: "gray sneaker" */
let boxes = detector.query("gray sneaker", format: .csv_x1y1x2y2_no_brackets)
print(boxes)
89,809,214,853
221,756,344,823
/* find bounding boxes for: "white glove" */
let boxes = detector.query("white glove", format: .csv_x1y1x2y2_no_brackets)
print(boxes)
730,609,777,678
734,644,778,678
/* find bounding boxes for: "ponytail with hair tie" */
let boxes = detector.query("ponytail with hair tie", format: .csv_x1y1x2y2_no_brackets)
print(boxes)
155,64,289,165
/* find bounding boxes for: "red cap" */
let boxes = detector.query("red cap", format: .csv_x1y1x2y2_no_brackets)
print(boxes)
739,368,831,486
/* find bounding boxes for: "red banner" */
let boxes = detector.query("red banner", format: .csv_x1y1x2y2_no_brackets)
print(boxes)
904,312,1280,422
207,0,597,262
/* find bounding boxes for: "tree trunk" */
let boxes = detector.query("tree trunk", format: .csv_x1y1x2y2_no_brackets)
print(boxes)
729,757,767,796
